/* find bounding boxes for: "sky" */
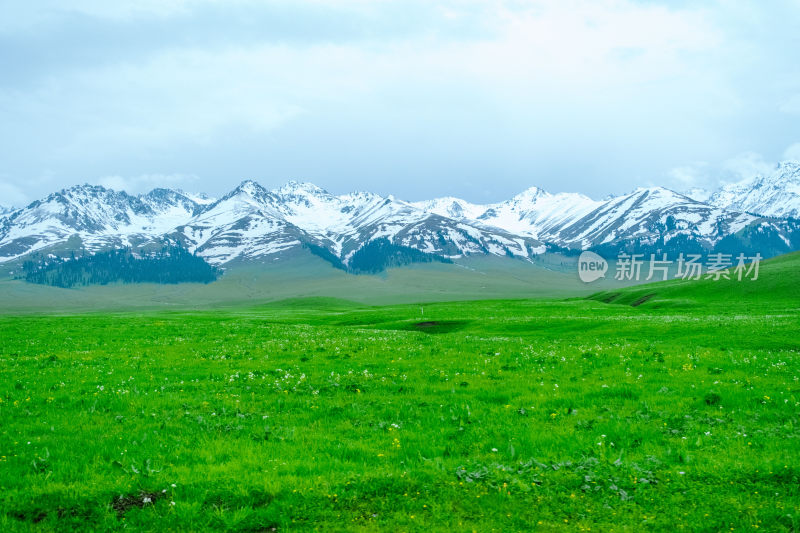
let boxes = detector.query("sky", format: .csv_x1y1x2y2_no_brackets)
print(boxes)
1,0,799,207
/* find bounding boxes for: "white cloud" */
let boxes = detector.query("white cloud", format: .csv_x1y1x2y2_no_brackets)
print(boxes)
20,0,722,155
17,0,202,22
99,173,199,194
1,0,799,201
23,46,311,160
667,162,711,188
0,182,29,207
779,94,800,115
783,142,800,162
721,152,774,184
668,141,800,191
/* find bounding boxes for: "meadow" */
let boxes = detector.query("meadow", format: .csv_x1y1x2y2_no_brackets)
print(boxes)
0,253,799,531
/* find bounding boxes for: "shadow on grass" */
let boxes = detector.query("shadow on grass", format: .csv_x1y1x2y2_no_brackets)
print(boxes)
399,320,471,334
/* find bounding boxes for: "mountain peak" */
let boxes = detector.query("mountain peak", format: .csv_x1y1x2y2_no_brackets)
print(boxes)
144,187,185,199
2,172,799,268
57,183,112,196
627,186,704,206
275,180,329,196
512,186,548,201
233,179,268,196
410,196,487,220
774,160,800,179
708,160,800,218
629,185,684,197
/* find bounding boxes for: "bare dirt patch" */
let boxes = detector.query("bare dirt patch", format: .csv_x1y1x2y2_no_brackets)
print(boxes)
111,490,166,517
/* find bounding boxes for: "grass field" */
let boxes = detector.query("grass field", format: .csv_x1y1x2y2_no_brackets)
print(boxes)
0,251,633,314
1,253,799,530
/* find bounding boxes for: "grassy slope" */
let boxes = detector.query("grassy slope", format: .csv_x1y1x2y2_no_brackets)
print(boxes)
0,251,639,314
0,254,798,530
585,251,800,312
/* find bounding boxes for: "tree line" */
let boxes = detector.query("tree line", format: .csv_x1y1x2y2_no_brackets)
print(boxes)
305,238,451,274
21,246,220,288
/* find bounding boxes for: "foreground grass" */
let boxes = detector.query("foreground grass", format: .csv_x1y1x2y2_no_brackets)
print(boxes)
1,291,798,531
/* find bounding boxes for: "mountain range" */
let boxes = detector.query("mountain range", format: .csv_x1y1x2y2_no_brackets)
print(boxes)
1,161,799,272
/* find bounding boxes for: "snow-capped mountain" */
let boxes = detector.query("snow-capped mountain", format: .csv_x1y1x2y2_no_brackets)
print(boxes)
709,161,800,218
411,197,487,221
266,182,542,261
413,187,602,241
167,180,308,264
0,180,544,267
2,171,800,270
541,187,757,251
477,188,603,240
0,185,207,262
412,187,765,252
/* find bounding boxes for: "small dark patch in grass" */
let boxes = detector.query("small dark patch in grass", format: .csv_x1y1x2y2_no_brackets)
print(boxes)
10,510,47,523
630,293,656,307
704,392,722,406
111,490,165,517
40,354,60,367
56,506,96,521
405,320,470,334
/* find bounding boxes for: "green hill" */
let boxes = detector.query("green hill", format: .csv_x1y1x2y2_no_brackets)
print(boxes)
0,250,638,314
586,251,800,311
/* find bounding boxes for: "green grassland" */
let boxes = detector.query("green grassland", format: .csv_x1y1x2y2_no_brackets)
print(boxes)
0,251,632,314
0,253,799,530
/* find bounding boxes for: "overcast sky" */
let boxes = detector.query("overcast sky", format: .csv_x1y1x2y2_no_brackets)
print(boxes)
1,0,799,206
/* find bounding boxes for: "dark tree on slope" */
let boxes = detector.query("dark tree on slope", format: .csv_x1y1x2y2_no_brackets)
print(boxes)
304,242,346,270
21,246,220,288
347,238,451,274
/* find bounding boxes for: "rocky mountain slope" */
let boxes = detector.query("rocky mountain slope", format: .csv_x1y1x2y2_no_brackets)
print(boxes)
2,164,800,269
708,161,800,219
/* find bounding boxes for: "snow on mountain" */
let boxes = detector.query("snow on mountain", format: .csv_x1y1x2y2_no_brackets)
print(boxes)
475,187,603,240
410,186,746,251
160,180,545,265
0,185,205,262
709,161,800,218
179,191,216,206
415,186,771,252
548,187,757,250
0,206,14,232
263,181,544,262
2,175,799,267
264,181,378,256
410,197,487,221
412,187,602,240
168,180,307,265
